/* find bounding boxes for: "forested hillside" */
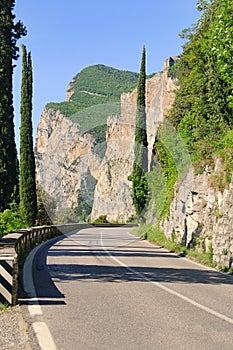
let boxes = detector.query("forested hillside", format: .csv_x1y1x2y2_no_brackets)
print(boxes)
169,0,232,176
47,65,139,122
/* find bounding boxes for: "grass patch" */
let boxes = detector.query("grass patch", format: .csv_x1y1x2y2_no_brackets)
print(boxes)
187,248,216,268
0,302,9,311
132,224,186,255
132,224,217,268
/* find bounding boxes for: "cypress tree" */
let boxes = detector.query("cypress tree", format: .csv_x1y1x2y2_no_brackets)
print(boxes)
0,0,26,211
130,46,148,215
20,45,37,226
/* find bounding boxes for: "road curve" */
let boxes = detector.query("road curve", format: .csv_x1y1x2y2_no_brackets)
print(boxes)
23,226,233,350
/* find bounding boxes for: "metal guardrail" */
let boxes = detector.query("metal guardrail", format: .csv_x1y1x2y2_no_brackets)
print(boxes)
0,224,81,306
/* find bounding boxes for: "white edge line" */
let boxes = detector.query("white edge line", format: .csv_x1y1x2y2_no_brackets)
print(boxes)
23,243,44,316
33,322,57,350
23,233,80,349
100,231,233,326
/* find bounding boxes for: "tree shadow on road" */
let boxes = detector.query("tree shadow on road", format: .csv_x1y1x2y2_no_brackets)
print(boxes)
20,237,233,307
48,263,233,286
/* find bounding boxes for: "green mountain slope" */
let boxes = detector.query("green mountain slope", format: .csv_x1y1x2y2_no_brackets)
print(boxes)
47,64,139,130
68,64,139,101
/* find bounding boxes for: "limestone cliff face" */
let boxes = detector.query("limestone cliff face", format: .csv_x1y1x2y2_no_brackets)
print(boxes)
35,108,101,218
91,114,136,223
91,57,178,222
161,160,233,268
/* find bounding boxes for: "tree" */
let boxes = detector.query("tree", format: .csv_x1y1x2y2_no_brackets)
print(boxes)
130,46,148,215
19,45,37,226
0,0,26,211
169,0,233,165
36,183,53,226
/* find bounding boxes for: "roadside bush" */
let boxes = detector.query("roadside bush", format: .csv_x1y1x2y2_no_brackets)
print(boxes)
0,207,25,238
92,215,108,224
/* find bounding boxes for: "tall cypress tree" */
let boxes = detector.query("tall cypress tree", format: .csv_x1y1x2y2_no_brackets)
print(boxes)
130,46,148,215
20,45,37,226
0,0,26,211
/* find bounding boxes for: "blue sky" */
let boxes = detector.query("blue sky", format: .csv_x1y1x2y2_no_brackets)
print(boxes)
13,0,199,145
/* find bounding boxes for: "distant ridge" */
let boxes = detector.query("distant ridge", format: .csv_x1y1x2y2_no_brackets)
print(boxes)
46,64,139,120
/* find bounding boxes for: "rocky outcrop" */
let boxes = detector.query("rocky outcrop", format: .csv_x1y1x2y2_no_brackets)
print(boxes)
35,108,101,219
66,90,75,102
147,56,179,165
91,57,178,222
162,160,233,268
91,114,136,223
66,78,75,101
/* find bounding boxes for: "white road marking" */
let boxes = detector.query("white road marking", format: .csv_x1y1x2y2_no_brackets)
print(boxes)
33,322,57,350
23,240,58,349
23,244,43,316
23,230,80,348
100,231,233,326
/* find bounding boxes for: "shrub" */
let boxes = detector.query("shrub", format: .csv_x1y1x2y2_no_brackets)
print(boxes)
92,215,108,224
0,207,25,238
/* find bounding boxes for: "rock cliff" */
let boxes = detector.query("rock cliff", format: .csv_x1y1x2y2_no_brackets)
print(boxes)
91,57,178,222
162,160,233,268
35,108,101,221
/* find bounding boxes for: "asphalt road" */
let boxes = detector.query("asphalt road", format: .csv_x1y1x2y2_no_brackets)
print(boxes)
23,226,233,350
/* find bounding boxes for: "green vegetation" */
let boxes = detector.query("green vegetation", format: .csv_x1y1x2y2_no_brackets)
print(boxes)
92,215,108,224
132,224,217,268
169,0,233,172
148,120,192,220
149,139,177,220
146,72,156,79
36,184,53,226
46,65,139,129
68,64,139,100
167,60,179,79
0,0,26,211
0,301,10,311
68,102,120,134
19,45,37,226
130,46,148,216
0,203,25,238
208,130,233,191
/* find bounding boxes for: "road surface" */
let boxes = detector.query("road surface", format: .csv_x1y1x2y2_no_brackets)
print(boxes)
23,226,233,349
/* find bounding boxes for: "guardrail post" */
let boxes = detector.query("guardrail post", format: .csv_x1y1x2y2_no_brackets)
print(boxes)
0,255,16,306
0,223,81,305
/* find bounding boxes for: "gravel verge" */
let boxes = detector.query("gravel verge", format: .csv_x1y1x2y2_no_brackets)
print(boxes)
0,305,32,350
0,258,41,350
